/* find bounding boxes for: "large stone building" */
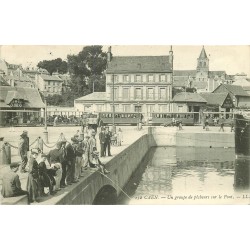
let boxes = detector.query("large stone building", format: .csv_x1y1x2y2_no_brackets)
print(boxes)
173,46,230,93
75,46,174,119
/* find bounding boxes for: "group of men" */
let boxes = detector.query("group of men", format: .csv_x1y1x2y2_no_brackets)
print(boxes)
1,128,109,203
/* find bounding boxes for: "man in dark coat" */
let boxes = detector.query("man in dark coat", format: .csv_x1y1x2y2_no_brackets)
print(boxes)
104,126,112,156
18,133,28,173
99,127,106,157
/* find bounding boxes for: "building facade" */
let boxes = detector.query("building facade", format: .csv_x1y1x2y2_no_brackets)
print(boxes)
75,46,174,119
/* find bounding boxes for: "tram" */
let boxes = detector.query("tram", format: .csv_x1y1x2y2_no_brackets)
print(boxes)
151,112,199,126
99,112,143,126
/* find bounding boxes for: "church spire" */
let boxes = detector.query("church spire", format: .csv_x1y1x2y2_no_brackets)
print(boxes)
198,45,208,59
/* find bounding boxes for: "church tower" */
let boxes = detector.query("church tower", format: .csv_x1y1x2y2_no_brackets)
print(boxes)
196,46,209,81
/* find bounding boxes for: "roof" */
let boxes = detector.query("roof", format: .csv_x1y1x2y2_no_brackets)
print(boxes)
198,46,208,59
5,75,32,82
106,56,172,74
0,86,44,108
0,75,8,86
200,92,228,106
40,74,63,81
173,92,207,103
233,78,250,87
173,70,196,77
209,71,226,78
213,84,249,97
192,81,208,89
75,92,107,102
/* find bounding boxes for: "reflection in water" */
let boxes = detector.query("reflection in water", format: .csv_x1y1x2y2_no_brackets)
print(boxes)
118,147,249,204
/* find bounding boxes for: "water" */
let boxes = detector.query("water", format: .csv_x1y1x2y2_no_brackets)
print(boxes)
118,147,250,205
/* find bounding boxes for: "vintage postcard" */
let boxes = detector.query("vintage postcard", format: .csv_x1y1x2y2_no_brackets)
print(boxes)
0,45,249,205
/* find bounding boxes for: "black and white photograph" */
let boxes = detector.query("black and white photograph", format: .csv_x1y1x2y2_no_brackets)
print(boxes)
0,45,249,205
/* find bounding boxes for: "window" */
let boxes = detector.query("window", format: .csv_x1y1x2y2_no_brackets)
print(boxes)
123,105,130,112
148,74,154,82
135,88,142,99
135,75,142,82
123,88,130,99
111,104,119,112
159,105,168,112
159,88,166,100
147,105,155,116
167,74,171,82
111,88,118,100
114,75,118,83
178,106,183,112
96,105,103,112
160,74,166,82
147,88,154,100
123,75,129,82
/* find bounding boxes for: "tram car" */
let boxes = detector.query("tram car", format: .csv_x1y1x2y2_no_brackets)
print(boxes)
99,112,143,126
202,112,234,126
151,112,199,126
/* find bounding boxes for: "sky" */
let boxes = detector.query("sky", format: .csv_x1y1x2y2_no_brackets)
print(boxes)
0,45,249,76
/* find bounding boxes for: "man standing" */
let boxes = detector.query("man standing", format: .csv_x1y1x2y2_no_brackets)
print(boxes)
64,138,76,185
99,127,106,157
104,126,112,157
18,133,28,173
23,130,30,152
1,162,29,202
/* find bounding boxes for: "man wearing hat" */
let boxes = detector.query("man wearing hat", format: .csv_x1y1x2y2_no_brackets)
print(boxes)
18,132,29,173
1,162,29,201
104,126,112,157
23,130,30,151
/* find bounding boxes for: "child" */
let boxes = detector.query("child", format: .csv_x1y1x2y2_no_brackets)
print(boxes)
89,147,110,175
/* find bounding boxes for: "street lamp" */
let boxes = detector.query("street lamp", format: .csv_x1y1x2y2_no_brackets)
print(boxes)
112,74,116,133
43,96,49,143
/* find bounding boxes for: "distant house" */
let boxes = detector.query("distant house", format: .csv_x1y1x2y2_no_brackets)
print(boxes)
74,92,107,113
200,92,234,112
172,92,207,123
5,69,35,88
212,84,250,109
233,78,250,95
36,73,63,96
0,86,44,126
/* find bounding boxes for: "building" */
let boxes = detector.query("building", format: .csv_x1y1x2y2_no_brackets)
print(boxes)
36,72,64,96
0,86,44,126
212,84,250,110
75,46,174,119
232,77,250,95
200,92,234,112
173,46,228,93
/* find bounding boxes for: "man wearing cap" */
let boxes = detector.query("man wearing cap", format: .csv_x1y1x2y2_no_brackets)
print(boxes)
82,134,90,171
1,162,29,202
18,133,29,173
47,142,63,191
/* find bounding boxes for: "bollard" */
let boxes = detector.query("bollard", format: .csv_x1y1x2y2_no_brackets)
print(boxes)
0,143,11,164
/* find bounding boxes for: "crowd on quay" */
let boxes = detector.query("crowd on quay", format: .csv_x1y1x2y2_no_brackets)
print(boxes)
1,126,124,204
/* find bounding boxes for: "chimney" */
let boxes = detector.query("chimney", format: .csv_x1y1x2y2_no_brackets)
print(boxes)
169,45,173,69
107,46,112,63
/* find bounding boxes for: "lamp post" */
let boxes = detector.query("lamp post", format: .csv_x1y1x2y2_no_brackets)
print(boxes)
112,74,116,133
43,96,49,143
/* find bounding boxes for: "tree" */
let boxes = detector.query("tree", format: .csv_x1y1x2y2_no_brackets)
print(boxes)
67,45,107,96
37,58,68,75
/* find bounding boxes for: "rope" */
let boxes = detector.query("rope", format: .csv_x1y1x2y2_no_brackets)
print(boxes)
6,142,18,149
29,138,38,147
96,170,132,200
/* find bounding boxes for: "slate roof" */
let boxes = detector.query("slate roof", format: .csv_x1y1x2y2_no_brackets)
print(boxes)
200,92,229,106
173,70,196,77
40,74,63,81
0,86,44,108
173,92,207,103
213,84,249,97
106,56,172,74
75,92,107,102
